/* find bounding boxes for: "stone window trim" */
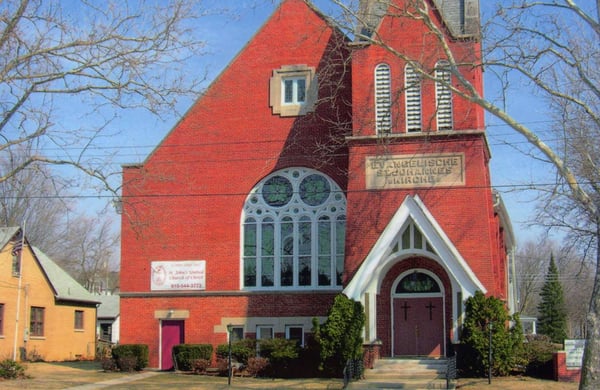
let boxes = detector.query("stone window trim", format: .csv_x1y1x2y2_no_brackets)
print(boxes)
270,65,317,117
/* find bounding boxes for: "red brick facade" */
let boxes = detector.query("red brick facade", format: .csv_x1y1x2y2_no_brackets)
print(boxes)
120,0,512,368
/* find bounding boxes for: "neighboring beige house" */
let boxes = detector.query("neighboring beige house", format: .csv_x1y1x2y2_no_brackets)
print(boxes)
0,227,99,361
96,293,120,344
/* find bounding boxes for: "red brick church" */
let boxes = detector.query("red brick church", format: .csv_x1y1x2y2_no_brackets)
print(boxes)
120,0,515,369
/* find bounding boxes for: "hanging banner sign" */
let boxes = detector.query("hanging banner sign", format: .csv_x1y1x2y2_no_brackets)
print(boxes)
151,260,206,291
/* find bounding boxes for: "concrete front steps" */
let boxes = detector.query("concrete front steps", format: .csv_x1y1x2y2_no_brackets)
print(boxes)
346,358,455,389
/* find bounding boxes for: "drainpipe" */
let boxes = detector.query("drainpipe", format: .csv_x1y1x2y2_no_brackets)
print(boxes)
13,224,26,361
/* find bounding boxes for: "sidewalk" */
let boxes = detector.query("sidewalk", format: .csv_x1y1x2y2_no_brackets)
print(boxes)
63,370,162,389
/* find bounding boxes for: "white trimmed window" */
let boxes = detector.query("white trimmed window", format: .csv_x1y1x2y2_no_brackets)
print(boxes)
283,77,306,105
242,168,346,290
257,325,274,340
230,326,244,342
435,60,453,130
270,65,317,117
405,64,422,132
374,63,392,134
286,325,304,347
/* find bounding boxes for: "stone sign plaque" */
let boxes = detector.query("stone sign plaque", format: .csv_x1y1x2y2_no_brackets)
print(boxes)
365,153,465,189
565,339,585,368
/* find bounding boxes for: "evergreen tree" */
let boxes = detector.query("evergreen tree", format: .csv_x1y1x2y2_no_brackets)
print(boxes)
461,291,524,376
313,294,365,378
537,254,568,343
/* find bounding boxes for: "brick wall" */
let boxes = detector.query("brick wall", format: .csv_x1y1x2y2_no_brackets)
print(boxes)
554,351,582,382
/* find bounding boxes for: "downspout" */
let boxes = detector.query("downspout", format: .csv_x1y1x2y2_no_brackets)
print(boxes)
12,224,26,361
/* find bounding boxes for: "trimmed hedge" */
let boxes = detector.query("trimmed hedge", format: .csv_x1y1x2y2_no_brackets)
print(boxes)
111,344,149,371
173,344,213,371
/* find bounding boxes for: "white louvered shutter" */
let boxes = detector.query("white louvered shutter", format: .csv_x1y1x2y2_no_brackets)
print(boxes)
375,63,392,134
405,65,422,132
435,61,453,130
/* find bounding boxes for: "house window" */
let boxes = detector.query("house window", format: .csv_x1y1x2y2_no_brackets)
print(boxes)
30,307,45,337
229,326,244,342
435,60,453,130
270,65,317,116
242,168,346,290
0,304,4,335
374,63,392,134
12,253,20,276
11,238,23,276
283,77,306,104
74,310,84,330
257,326,273,340
100,323,112,341
286,325,304,347
405,64,422,132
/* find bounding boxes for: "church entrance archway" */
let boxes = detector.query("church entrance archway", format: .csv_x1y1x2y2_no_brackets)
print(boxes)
392,270,445,357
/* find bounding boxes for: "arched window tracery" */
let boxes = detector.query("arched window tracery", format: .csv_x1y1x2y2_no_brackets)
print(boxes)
242,168,346,290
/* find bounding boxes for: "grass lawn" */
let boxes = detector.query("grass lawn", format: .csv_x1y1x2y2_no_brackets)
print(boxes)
0,361,580,389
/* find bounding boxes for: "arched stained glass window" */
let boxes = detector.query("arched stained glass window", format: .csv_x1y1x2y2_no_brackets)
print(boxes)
396,272,441,294
242,168,346,289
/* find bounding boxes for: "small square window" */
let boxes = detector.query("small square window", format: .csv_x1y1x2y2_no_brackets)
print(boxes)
283,78,306,104
257,325,273,340
270,65,316,116
230,326,244,342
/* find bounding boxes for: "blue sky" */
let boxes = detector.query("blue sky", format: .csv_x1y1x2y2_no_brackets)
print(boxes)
77,0,557,245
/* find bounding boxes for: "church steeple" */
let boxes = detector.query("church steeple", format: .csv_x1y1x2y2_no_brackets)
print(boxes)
358,0,480,39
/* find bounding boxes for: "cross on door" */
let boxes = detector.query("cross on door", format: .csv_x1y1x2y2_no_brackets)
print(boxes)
401,301,411,320
425,301,436,320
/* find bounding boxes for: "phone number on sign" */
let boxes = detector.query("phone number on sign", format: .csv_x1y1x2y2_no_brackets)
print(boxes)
170,283,203,289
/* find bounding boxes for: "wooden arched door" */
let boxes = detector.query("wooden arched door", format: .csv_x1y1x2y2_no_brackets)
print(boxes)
392,271,445,356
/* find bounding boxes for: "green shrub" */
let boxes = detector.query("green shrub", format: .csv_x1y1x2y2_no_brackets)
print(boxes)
258,337,299,376
112,344,149,371
313,294,365,378
460,291,525,377
523,334,561,379
173,344,213,371
216,338,257,364
0,359,26,379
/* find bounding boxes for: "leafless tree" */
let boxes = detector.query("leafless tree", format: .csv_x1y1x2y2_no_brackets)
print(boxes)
0,155,71,253
319,0,599,386
0,155,120,290
0,0,209,193
56,213,120,293
515,240,549,316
